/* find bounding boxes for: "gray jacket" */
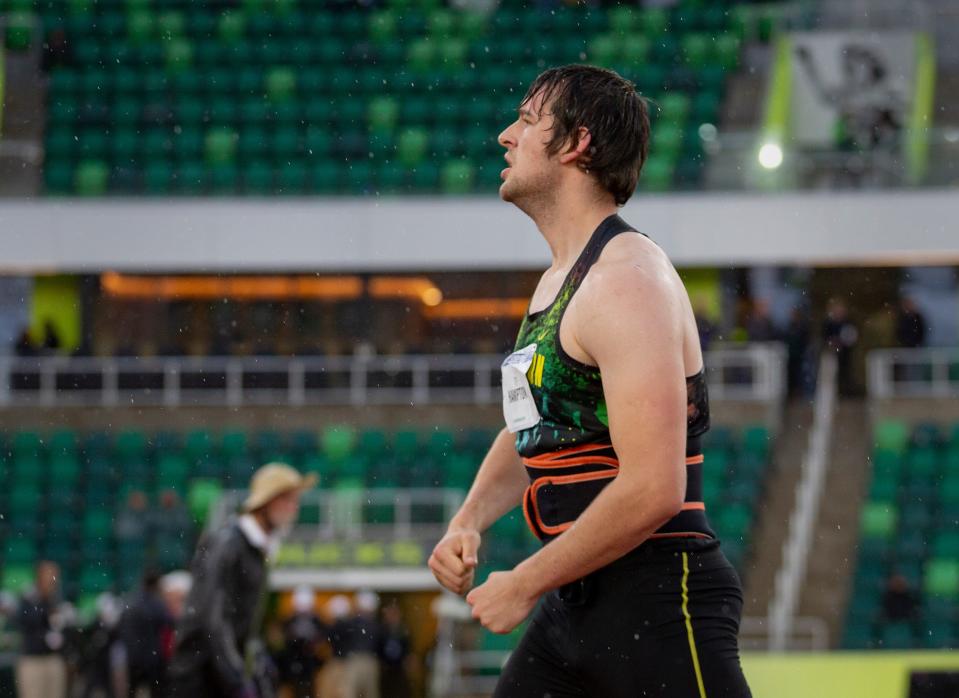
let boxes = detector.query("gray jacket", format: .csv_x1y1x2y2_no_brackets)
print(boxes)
168,519,268,695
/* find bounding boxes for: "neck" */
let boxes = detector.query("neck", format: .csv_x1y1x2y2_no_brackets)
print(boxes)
527,187,619,269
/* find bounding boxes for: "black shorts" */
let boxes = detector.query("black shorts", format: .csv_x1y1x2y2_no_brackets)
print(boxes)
493,537,752,698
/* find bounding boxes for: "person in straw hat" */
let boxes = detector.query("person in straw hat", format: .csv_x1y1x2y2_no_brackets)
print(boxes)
167,463,317,698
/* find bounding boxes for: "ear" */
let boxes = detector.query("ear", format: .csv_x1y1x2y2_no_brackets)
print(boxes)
558,127,592,166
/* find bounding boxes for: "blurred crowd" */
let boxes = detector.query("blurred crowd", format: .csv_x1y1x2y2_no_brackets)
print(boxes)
695,294,929,398
1,563,413,698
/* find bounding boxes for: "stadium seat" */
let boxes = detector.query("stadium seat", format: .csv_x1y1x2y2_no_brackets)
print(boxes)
860,502,897,539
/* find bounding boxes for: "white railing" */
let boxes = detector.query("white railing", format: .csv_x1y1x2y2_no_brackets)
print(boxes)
209,488,465,543
209,488,464,591
768,352,838,651
867,347,959,399
739,615,830,652
0,344,787,408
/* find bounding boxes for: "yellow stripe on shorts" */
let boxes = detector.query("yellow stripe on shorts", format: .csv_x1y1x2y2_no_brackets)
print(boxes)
681,551,707,698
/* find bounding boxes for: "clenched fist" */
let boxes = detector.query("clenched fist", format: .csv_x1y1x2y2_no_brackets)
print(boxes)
429,527,481,595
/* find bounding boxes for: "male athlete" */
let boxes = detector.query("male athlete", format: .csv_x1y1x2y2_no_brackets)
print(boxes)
428,65,752,697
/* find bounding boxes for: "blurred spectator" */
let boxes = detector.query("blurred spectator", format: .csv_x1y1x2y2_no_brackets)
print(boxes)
158,572,192,669
823,298,859,396
41,28,72,72
882,573,918,623
785,306,813,397
15,561,67,698
379,602,412,698
150,490,192,570
280,586,328,698
167,464,315,698
158,571,191,623
692,298,718,351
78,593,123,698
321,595,353,698
745,299,779,342
115,491,149,544
13,328,36,357
340,590,382,698
41,320,61,354
895,297,927,348
116,571,172,698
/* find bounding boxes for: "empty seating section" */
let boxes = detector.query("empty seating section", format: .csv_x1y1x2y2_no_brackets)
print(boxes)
844,420,959,649
0,0,779,195
0,422,771,611
701,423,770,573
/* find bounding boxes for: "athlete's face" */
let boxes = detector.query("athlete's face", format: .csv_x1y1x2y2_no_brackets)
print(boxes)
496,90,561,205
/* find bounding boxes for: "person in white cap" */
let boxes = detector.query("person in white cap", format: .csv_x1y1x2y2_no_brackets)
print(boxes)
167,463,317,698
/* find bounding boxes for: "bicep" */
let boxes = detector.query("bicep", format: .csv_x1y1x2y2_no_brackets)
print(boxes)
581,270,687,504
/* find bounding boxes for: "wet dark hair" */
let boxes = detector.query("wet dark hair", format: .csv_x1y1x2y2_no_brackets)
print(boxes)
520,64,650,206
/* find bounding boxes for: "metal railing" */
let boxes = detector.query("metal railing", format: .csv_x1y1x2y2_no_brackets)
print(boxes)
208,488,464,590
739,615,829,652
768,352,837,651
209,488,465,544
867,347,959,399
0,344,787,408
702,128,959,192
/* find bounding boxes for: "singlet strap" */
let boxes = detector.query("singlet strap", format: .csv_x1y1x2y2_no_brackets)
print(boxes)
571,213,646,280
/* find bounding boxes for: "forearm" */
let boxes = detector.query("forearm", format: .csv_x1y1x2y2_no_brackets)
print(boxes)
514,475,681,596
449,428,529,533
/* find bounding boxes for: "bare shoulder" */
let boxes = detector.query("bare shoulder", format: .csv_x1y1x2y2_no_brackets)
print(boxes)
576,232,680,314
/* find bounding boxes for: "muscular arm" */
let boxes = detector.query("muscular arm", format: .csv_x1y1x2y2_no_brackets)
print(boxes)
449,427,529,533
512,256,688,597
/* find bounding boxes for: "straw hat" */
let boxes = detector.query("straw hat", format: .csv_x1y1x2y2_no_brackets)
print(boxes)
242,462,318,513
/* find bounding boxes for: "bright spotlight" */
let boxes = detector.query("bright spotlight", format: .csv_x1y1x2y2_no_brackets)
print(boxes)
758,143,784,170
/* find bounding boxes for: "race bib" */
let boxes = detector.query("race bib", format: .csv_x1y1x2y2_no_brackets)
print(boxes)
502,343,542,433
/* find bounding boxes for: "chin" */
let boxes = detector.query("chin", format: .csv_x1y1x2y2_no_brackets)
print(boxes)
499,178,520,203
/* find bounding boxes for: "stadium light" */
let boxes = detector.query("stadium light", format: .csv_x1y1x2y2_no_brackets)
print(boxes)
758,143,784,170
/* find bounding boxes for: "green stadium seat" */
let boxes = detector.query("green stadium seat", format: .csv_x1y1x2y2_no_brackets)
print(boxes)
205,127,238,165
5,11,34,51
878,622,915,650
588,34,618,68
907,447,939,478
265,67,296,102
608,6,638,35
407,38,434,73
165,38,193,71
440,159,475,195
861,502,897,539
397,128,429,167
925,560,959,597
921,620,957,649
187,479,223,525
49,454,81,487
842,620,874,649
368,96,399,133
322,426,356,463
369,9,397,43
2,565,34,594
640,155,675,192
218,10,246,42
714,33,742,71
74,160,109,196
932,532,959,558
875,420,910,455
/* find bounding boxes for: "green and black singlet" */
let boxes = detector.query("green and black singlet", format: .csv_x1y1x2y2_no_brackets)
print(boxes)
506,212,716,543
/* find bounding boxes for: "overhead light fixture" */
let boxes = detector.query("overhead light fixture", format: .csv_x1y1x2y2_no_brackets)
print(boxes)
758,143,784,170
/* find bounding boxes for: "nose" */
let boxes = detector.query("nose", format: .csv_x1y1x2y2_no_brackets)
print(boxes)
497,122,516,151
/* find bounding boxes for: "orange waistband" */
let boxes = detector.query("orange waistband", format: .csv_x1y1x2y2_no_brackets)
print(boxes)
523,445,705,470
